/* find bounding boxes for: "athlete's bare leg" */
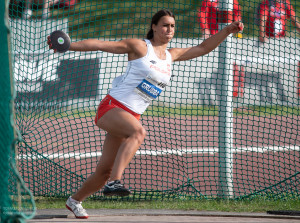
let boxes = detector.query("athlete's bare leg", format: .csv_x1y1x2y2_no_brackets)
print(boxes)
97,108,146,180
71,108,145,201
71,133,123,201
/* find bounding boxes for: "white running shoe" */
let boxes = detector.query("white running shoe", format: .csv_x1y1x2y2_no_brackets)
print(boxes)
66,197,89,219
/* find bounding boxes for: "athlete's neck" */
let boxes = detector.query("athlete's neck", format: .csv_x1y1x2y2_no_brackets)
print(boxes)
150,39,168,60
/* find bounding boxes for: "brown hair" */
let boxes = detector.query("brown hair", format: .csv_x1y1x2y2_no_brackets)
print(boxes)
146,9,175,39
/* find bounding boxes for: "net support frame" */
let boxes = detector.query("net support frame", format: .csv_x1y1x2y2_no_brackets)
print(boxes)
0,0,15,221
217,0,234,198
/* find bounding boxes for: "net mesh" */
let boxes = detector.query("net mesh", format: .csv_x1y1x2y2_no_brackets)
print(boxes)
7,0,300,201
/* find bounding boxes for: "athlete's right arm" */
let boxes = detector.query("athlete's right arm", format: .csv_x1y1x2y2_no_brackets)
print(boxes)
69,39,136,54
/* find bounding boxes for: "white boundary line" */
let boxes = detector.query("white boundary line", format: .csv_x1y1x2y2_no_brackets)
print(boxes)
18,146,300,160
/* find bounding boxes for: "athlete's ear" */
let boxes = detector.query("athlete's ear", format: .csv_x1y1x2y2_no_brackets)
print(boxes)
152,23,157,33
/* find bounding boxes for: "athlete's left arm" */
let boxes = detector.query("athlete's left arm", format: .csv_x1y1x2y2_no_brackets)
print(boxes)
169,21,243,62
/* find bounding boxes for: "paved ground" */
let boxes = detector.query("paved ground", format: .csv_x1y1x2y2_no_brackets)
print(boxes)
27,209,300,223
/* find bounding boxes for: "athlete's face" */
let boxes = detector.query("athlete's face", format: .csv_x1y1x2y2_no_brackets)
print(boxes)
152,16,175,42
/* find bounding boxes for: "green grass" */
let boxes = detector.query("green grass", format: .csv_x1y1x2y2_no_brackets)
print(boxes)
34,197,300,212
144,105,219,116
143,105,300,117
15,105,300,120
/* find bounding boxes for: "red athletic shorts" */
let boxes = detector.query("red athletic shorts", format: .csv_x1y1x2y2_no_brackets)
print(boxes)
94,94,141,125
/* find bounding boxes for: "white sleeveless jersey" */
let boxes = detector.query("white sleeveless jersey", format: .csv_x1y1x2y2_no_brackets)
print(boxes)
109,39,172,114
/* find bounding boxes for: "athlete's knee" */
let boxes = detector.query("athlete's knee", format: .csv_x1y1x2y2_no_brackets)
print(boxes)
95,165,112,181
101,171,111,182
131,126,146,144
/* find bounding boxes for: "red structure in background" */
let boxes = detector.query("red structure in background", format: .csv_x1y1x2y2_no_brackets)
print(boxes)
233,62,245,98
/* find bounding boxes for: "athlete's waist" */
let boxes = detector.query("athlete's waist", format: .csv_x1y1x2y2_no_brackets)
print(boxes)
108,92,149,114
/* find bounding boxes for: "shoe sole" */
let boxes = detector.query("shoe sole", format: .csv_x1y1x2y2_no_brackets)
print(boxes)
66,204,89,219
103,191,131,197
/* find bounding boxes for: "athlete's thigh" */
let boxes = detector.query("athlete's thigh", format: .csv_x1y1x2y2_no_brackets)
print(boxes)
97,108,143,138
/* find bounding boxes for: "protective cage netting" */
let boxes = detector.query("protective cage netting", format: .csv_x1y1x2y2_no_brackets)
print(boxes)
8,0,300,200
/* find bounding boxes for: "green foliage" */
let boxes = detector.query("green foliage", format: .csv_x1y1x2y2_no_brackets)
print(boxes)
9,0,300,39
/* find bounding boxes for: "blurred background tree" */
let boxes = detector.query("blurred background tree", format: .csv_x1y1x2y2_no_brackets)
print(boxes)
9,0,300,39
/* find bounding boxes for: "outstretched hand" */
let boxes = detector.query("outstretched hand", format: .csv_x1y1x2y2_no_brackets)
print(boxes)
47,36,57,53
226,21,244,34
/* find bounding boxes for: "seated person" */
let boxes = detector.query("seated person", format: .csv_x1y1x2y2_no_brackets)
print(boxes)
22,0,77,19
197,0,242,39
258,0,300,42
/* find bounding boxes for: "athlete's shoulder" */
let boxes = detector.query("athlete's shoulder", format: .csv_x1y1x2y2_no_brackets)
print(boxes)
125,39,148,60
122,38,145,45
123,39,146,50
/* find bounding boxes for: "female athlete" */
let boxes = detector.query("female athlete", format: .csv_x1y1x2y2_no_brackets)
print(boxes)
48,9,243,219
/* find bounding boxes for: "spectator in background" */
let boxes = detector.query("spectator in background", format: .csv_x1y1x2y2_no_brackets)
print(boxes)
197,0,242,39
22,0,77,19
258,0,300,43
22,0,33,18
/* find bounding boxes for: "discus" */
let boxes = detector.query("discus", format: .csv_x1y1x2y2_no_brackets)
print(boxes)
49,30,71,53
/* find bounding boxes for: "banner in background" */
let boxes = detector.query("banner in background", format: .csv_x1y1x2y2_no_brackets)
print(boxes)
15,58,100,109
